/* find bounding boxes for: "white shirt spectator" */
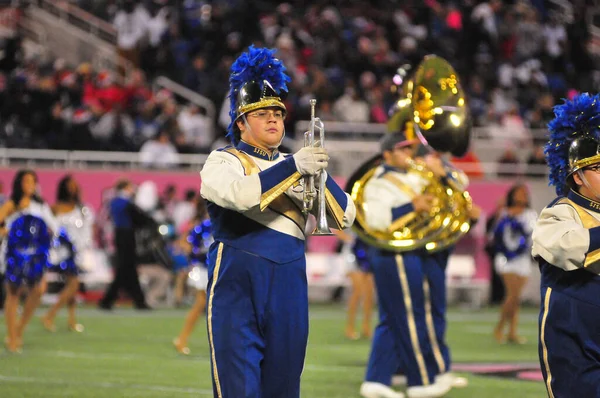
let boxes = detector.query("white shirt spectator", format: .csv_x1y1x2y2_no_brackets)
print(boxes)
471,3,498,40
147,7,169,47
544,23,566,58
177,105,213,148
113,5,150,50
139,134,180,168
333,88,370,123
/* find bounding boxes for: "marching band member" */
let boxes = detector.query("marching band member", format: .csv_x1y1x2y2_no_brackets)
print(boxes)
359,132,449,398
492,183,536,344
360,132,477,398
533,92,600,397
0,170,59,352
42,175,94,333
200,45,355,398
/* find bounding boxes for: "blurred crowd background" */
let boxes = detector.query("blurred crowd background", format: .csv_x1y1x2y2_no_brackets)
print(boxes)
0,0,596,173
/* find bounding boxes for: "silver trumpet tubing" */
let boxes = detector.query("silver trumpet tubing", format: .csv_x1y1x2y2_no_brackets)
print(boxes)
303,99,333,235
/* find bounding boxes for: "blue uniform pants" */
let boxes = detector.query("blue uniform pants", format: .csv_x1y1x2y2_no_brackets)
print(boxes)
539,277,600,397
422,251,451,374
206,242,309,398
365,251,441,387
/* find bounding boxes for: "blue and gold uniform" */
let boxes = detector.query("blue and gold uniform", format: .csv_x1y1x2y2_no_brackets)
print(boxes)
201,141,354,398
532,93,600,398
201,46,355,398
361,162,451,398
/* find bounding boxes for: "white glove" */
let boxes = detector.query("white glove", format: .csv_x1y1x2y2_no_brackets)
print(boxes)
293,146,329,175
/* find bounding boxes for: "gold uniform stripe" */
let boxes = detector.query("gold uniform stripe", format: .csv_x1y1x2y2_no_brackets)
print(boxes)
423,279,446,373
381,173,419,231
260,171,302,211
325,188,346,229
396,255,430,385
207,243,224,398
540,287,555,398
388,212,417,233
557,198,600,267
382,174,418,199
224,147,306,229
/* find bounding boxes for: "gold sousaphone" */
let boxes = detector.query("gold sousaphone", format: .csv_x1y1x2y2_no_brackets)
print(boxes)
347,55,473,253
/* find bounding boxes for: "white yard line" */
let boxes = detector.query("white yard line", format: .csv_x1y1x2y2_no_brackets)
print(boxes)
0,374,213,395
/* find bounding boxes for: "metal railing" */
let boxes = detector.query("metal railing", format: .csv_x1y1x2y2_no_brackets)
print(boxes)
0,148,208,170
36,0,116,44
21,2,133,80
0,146,546,179
153,76,216,124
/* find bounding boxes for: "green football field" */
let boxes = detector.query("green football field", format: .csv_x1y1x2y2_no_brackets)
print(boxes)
0,304,547,397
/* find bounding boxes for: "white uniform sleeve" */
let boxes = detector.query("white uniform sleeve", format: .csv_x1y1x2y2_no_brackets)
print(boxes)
363,178,413,231
532,203,593,271
200,150,261,212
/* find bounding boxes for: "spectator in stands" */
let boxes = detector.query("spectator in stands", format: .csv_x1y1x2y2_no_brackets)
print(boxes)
525,145,547,178
0,35,23,73
333,83,370,123
133,101,161,148
113,0,150,75
142,2,171,79
451,150,485,179
139,130,180,169
543,11,567,73
184,54,212,100
497,146,521,177
177,104,213,153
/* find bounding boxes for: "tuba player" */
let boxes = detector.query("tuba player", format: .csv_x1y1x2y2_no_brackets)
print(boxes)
359,131,478,398
200,46,355,398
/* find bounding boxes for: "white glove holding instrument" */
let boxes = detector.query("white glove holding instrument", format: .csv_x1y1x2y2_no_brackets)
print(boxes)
293,146,329,175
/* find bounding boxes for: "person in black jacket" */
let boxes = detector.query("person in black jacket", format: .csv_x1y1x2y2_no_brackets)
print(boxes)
98,179,156,310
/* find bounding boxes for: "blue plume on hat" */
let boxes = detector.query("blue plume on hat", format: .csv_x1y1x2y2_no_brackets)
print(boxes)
545,93,600,195
227,45,291,145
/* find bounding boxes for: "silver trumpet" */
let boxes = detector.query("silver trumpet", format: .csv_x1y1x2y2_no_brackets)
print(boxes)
303,99,333,235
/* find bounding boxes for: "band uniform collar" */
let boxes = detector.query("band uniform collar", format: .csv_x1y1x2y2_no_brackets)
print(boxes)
568,189,600,212
237,140,280,161
382,164,406,174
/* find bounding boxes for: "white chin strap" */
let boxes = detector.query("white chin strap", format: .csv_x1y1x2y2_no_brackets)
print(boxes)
577,170,600,201
241,115,285,150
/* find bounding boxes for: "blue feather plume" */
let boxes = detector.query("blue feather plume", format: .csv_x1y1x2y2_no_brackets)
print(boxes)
227,45,291,144
545,93,600,195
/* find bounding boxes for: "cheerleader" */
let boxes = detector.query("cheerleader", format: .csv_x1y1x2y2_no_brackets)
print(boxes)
492,184,536,344
1,170,58,352
42,175,94,333
334,229,375,340
173,199,212,355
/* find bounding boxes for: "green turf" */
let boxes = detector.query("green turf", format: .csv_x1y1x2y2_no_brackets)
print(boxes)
0,304,547,397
